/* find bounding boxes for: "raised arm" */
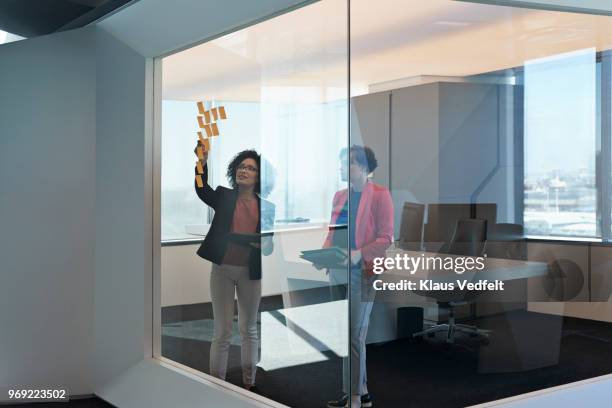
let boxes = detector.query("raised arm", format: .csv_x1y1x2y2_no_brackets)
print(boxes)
194,143,218,209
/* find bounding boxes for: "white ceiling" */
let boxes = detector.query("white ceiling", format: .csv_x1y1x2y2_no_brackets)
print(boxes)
162,0,612,102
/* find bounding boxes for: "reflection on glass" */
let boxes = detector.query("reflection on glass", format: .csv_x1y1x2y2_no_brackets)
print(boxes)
158,0,612,406
350,0,612,407
344,145,394,407
160,1,349,406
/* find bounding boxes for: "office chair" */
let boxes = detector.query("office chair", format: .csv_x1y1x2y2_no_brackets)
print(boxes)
446,218,487,256
413,218,490,344
397,202,425,250
486,223,526,260
423,203,497,246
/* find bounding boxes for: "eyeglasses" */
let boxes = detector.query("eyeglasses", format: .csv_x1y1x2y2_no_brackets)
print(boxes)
237,164,258,173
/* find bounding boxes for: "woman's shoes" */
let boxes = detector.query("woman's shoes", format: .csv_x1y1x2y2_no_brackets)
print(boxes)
327,393,373,408
327,394,349,408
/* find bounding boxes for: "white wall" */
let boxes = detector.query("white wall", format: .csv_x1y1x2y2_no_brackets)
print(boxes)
162,245,212,307
0,28,96,397
93,26,152,391
351,92,390,187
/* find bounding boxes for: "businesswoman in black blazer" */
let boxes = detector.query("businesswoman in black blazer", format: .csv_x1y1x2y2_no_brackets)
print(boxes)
194,143,275,392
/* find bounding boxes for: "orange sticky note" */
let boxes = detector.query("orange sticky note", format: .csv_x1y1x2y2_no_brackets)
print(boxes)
211,122,219,136
196,161,204,174
196,146,204,160
211,108,218,121
203,111,211,124
197,116,206,128
197,101,205,114
203,124,213,137
201,138,210,152
197,131,206,145
195,175,204,188
218,106,227,120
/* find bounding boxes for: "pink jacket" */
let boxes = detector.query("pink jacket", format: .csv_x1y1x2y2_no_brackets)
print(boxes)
323,182,394,277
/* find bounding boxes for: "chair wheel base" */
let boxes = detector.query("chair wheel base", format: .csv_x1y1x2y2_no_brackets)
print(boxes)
412,322,491,345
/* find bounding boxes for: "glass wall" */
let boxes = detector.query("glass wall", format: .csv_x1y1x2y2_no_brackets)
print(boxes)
158,0,612,406
350,0,612,407
159,1,349,407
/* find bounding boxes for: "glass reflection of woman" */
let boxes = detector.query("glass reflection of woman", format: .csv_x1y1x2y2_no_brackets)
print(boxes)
194,143,275,393
324,145,394,408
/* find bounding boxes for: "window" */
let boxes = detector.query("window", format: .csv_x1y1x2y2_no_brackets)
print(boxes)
524,49,599,237
161,100,208,240
161,99,347,241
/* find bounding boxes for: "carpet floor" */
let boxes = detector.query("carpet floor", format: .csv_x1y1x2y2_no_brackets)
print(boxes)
162,306,612,408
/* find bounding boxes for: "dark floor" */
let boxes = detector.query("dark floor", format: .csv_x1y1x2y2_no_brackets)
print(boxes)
162,303,612,408
11,311,611,408
4,397,113,407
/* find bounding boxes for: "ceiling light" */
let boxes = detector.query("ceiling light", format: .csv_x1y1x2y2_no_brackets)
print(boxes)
435,21,471,27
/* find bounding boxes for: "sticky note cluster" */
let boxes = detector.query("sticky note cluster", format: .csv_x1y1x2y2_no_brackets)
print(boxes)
195,101,228,187
196,102,227,140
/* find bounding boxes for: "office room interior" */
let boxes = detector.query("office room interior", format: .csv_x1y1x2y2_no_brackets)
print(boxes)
4,0,612,408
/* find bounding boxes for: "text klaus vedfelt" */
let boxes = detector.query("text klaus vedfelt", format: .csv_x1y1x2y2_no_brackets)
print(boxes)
371,254,504,291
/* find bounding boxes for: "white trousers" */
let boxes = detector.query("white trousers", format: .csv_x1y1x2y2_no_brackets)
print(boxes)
330,267,375,396
209,263,262,386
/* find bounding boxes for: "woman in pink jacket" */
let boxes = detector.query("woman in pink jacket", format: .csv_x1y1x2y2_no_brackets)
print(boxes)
324,145,394,408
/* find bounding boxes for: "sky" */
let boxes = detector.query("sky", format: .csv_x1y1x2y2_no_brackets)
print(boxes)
525,48,597,176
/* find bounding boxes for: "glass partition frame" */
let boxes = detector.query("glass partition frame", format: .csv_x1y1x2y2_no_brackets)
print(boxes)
153,2,352,407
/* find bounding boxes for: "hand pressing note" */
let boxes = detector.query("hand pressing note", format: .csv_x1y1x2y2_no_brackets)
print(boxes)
194,141,209,163
194,142,208,187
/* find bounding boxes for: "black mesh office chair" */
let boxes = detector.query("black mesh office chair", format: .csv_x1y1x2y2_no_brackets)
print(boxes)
413,218,489,343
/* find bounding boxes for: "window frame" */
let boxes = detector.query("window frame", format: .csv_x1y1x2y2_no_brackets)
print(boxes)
519,53,611,240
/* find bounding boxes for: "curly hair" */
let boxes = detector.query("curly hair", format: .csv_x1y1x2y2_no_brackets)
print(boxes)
341,145,378,173
226,149,261,193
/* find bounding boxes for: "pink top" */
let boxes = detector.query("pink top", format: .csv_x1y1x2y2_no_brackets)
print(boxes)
223,197,259,266
323,182,394,277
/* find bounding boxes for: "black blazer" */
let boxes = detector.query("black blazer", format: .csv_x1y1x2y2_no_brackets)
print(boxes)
194,163,275,280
